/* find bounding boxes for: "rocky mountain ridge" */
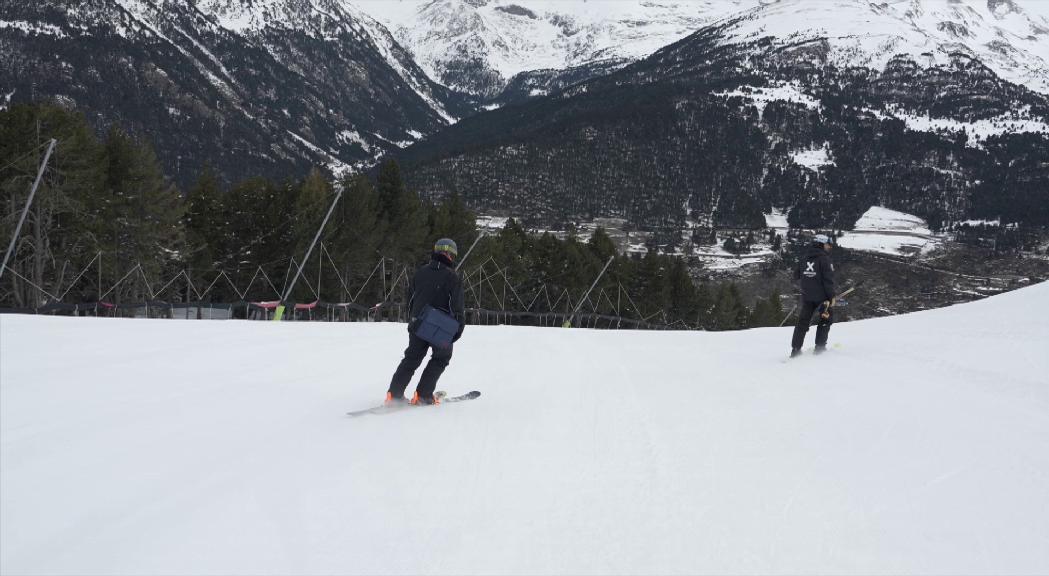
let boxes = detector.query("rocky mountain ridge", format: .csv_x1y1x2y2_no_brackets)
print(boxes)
361,0,1049,102
393,1,1049,239
0,0,469,187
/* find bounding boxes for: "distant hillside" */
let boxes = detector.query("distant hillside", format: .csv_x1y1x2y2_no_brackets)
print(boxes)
0,0,471,188
393,3,1049,236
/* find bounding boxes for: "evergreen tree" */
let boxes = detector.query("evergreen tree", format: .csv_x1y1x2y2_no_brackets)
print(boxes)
97,127,184,302
284,168,333,302
429,192,477,253
751,298,772,328
0,104,103,306
749,289,786,327
693,282,714,328
376,159,425,265
666,258,697,326
587,227,617,261
768,288,784,325
184,165,223,283
327,174,386,305
219,177,295,300
710,283,749,330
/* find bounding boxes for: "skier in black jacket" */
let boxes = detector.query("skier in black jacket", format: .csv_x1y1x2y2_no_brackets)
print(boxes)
790,234,836,357
386,238,466,405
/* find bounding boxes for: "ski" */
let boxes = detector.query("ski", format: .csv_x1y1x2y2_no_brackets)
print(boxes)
346,390,481,417
439,390,482,403
345,402,412,417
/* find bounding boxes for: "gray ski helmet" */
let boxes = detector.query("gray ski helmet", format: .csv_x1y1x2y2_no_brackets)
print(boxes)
433,238,458,258
813,233,831,245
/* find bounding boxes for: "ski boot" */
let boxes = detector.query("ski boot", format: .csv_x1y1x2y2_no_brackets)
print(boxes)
410,391,441,406
384,391,408,406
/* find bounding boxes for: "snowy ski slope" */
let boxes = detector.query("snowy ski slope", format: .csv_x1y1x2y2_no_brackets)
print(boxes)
2,282,1048,574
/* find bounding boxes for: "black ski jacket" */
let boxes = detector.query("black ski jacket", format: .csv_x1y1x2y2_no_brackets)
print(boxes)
407,255,466,341
795,245,836,303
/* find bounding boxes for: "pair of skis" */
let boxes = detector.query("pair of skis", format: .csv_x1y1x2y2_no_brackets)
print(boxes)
820,282,862,319
346,390,481,417
779,281,864,326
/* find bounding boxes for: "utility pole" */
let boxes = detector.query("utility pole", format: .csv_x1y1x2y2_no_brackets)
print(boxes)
1,138,57,282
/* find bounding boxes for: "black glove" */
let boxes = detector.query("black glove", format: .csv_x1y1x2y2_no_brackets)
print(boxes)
452,324,464,343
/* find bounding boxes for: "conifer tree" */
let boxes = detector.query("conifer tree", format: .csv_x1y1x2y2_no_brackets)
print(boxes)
329,174,386,304
0,104,102,306
587,227,617,261
376,159,425,265
98,127,184,302
666,258,697,326
292,170,330,249
429,192,477,251
768,288,784,325
185,165,223,277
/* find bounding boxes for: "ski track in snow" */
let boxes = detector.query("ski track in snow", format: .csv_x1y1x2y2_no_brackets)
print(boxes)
1,283,1049,574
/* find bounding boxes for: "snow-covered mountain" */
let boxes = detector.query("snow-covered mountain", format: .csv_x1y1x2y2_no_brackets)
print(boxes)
394,0,1049,235
2,282,1048,573
356,0,752,98
194,0,459,122
0,0,470,186
4,0,1047,195
357,0,1049,99
718,0,1049,95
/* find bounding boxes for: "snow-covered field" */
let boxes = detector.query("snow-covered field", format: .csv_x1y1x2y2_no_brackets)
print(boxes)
2,283,1048,575
764,209,788,232
838,206,943,257
714,81,822,114
869,106,1049,145
691,243,776,271
789,143,834,171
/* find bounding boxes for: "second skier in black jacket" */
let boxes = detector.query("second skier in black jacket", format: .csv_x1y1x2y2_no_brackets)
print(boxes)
386,238,466,405
791,234,836,357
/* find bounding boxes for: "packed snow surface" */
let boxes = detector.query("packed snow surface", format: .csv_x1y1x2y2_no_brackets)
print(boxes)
3,283,1049,574
838,206,943,256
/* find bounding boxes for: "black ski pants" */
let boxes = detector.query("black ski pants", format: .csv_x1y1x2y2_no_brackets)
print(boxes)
388,334,452,401
791,300,833,350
